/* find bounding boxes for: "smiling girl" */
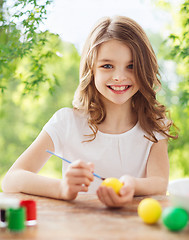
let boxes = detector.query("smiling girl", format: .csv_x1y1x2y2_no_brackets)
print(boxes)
2,16,177,207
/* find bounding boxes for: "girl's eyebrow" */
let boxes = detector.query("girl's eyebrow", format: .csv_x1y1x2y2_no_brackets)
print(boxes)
97,59,133,63
97,59,114,62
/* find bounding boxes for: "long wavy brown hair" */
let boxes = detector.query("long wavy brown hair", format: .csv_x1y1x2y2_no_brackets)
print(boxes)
73,16,177,142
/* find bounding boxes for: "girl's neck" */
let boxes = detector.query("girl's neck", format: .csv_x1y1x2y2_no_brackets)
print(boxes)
97,102,138,134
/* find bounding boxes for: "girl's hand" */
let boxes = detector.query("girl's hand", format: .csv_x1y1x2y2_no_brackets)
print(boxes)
59,160,94,200
97,175,135,207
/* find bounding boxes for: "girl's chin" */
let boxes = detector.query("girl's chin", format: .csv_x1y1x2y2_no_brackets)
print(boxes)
99,94,132,106
104,99,132,106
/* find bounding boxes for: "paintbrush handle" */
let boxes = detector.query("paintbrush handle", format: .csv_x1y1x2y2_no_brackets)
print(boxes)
93,173,105,180
46,150,104,181
46,150,71,164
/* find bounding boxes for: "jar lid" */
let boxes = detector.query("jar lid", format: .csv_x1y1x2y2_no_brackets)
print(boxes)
0,198,20,209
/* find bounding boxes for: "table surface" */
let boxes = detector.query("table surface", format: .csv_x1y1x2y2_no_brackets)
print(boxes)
0,193,188,240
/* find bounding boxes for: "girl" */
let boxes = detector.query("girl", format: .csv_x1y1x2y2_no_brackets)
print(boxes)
2,16,177,207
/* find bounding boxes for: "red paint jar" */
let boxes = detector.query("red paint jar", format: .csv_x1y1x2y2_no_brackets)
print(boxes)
20,200,37,226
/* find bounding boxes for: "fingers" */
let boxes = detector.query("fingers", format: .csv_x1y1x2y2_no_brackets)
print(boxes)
97,183,135,207
61,160,94,200
87,162,95,173
60,181,89,201
66,183,89,194
66,168,94,182
66,175,92,187
69,160,94,178
97,187,118,207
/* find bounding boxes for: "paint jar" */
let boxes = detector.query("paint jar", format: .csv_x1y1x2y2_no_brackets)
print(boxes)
20,200,37,226
0,198,20,228
0,209,6,228
7,207,25,232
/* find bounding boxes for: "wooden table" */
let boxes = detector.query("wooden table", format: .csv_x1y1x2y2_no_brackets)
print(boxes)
0,193,188,239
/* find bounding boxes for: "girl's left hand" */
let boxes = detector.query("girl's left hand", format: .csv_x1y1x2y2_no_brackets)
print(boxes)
96,175,135,207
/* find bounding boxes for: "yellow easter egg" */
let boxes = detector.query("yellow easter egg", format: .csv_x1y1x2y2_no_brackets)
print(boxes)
101,177,123,194
138,198,162,224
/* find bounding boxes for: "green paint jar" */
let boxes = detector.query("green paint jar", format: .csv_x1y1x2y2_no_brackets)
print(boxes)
7,207,26,232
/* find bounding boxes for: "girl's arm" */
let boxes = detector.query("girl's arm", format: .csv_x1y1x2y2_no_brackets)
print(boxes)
134,138,169,195
2,130,94,200
97,139,169,207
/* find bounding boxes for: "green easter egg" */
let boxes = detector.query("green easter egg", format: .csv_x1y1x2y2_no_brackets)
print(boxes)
162,207,188,231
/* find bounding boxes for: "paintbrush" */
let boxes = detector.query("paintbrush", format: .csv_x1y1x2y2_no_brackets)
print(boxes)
46,150,105,181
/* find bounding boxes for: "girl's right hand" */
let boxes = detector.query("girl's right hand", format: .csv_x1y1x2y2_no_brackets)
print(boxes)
59,160,94,200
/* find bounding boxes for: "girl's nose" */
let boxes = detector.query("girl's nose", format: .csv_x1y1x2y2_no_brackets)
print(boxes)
113,74,128,82
114,77,127,82
113,69,128,82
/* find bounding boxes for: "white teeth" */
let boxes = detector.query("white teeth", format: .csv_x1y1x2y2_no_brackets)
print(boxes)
109,86,130,91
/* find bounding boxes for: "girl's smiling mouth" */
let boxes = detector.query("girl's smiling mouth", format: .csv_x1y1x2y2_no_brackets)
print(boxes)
107,85,131,93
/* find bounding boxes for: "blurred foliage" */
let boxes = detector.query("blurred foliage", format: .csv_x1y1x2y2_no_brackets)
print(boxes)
0,0,55,95
0,32,80,187
161,0,189,111
155,0,189,179
0,0,80,189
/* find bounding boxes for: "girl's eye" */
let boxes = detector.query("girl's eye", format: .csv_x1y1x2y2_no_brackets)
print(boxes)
102,64,113,69
127,64,133,69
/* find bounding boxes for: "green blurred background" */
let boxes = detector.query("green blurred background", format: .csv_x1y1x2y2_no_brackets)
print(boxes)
0,0,188,191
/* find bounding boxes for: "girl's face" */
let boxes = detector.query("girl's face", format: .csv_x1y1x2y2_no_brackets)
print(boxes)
93,40,139,108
